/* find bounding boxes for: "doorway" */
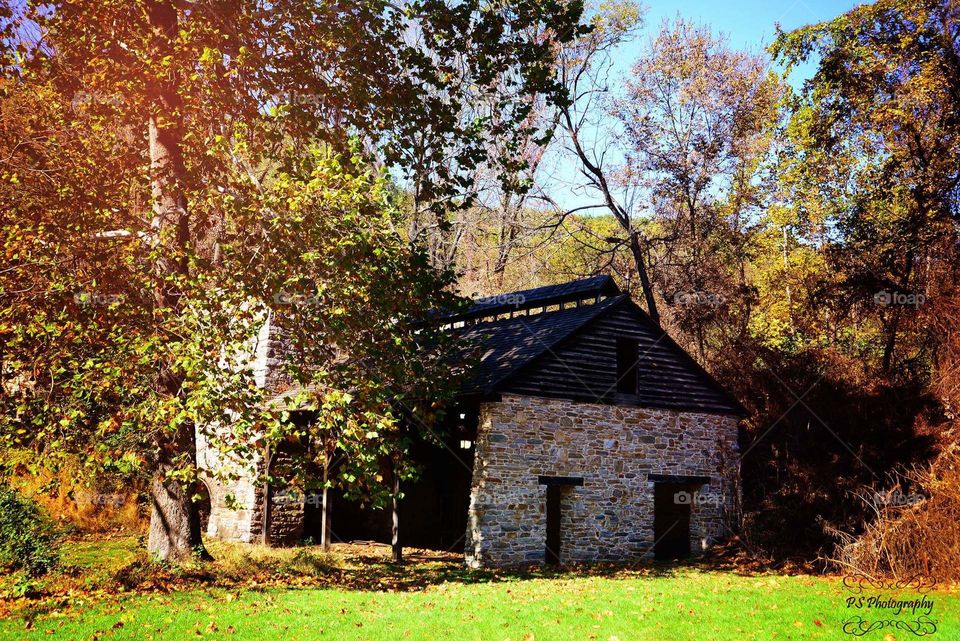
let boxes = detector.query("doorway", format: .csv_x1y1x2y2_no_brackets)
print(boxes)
545,485,562,564
653,482,694,560
538,475,583,565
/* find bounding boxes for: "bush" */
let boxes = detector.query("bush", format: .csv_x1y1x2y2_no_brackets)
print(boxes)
837,438,960,580
0,485,60,576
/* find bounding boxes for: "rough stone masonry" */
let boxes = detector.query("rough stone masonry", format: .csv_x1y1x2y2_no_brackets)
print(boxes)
465,394,740,567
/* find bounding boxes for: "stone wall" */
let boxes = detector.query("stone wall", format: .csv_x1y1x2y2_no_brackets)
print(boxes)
196,430,262,544
465,394,739,567
196,431,306,546
260,445,306,546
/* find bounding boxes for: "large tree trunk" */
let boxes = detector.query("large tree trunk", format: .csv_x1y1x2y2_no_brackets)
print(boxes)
148,421,211,562
145,0,209,562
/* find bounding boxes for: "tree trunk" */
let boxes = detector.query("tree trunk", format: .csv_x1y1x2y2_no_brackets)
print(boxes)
882,248,915,374
144,0,209,562
148,421,212,562
261,445,272,546
627,232,660,326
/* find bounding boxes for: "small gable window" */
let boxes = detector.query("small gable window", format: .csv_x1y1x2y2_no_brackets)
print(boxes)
616,337,639,394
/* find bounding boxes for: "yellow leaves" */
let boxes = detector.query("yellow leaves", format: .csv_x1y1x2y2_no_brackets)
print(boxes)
200,47,220,65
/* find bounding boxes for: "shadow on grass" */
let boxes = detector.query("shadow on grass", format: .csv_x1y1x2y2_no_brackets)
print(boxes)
3,536,784,618
260,543,699,593
103,542,699,595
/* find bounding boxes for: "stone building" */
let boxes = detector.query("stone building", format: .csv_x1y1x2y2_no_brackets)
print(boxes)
197,275,745,566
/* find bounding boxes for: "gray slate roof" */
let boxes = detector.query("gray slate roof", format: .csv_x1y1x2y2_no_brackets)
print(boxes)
455,294,626,394
450,276,745,415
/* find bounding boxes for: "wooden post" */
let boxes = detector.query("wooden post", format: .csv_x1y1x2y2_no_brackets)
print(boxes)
261,444,272,546
320,453,331,551
391,469,402,563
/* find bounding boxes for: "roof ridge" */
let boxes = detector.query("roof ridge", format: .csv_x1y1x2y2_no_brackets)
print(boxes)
480,293,628,392
444,275,622,324
472,274,614,304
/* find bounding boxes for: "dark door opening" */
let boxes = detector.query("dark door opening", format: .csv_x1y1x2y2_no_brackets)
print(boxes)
539,475,583,565
653,482,694,560
545,485,562,564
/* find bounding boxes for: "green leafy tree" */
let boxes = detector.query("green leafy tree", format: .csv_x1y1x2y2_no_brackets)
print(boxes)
772,0,960,374
0,0,582,561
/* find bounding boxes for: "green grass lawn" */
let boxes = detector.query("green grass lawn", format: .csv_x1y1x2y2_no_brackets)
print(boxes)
1,539,957,641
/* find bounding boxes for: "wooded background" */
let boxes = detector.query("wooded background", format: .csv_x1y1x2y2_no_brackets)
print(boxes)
1,0,958,575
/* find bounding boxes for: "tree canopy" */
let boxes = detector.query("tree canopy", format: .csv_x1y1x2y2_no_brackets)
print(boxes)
0,0,584,560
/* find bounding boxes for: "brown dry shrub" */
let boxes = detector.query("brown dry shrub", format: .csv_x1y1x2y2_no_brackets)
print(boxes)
837,435,960,580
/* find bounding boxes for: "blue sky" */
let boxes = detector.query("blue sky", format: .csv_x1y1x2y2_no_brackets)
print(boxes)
641,0,861,50
638,0,864,86
542,0,865,213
